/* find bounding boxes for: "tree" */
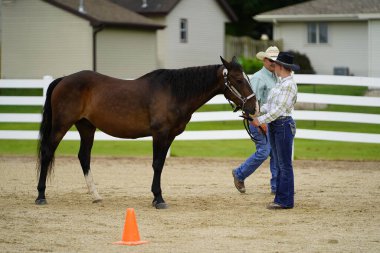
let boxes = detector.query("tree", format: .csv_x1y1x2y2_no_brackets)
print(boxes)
226,0,310,39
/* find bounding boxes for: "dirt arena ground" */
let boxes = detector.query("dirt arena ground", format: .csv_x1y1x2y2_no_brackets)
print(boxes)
1,156,379,253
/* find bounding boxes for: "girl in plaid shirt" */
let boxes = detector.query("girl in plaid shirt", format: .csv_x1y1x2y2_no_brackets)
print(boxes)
252,52,299,209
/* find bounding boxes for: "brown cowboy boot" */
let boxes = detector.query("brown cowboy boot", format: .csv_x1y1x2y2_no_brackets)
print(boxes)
232,169,246,193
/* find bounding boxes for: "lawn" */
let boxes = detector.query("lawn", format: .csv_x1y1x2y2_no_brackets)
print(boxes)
1,138,379,161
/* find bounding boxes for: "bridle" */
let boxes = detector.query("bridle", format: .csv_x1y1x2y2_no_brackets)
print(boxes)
223,68,267,144
223,68,255,113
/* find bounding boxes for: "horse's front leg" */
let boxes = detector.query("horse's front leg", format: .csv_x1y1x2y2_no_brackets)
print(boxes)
151,133,174,209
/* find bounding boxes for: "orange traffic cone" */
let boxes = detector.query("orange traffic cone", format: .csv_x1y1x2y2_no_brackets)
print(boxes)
113,208,148,246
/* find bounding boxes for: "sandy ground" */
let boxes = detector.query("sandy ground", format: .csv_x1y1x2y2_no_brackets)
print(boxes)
0,156,379,253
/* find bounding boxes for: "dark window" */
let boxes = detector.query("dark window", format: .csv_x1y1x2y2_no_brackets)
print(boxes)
180,19,188,43
307,22,328,44
319,23,328,43
307,23,317,43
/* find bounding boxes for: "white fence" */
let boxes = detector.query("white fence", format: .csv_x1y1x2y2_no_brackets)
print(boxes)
1,75,380,143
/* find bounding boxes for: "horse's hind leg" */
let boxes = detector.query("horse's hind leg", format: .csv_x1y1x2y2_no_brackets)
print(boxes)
36,136,60,204
151,133,175,209
36,125,70,205
75,119,102,203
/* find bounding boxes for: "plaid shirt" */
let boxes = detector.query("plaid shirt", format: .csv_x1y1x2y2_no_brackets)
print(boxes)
257,75,297,124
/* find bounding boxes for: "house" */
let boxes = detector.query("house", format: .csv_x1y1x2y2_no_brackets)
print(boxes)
1,0,237,79
110,0,237,69
1,0,164,79
254,0,380,77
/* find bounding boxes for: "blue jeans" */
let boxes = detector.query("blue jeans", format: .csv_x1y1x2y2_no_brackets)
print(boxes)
269,117,296,208
234,124,278,192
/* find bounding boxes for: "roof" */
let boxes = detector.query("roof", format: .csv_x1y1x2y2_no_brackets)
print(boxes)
216,0,239,22
110,0,181,15
254,0,380,22
111,0,238,22
44,0,165,29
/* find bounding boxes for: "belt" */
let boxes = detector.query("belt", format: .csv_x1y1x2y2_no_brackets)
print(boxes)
276,116,291,120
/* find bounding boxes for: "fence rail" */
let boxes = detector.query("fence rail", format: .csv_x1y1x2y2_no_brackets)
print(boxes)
1,74,380,143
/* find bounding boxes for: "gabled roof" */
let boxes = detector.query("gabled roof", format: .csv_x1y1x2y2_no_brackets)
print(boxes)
254,0,380,22
111,0,238,22
44,0,165,29
110,0,181,15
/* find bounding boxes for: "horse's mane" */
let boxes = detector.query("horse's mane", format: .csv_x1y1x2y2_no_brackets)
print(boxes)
138,65,222,100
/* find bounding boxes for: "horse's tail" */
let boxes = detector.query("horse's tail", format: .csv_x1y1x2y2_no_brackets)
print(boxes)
37,77,63,178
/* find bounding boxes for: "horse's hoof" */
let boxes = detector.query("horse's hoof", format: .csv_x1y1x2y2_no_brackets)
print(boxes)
92,199,103,204
35,199,47,205
155,202,169,209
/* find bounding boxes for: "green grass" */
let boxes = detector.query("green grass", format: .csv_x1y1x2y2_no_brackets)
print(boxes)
295,121,380,134
0,88,42,96
1,139,379,161
292,139,380,161
0,105,42,113
0,140,152,157
297,84,368,96
172,139,380,161
185,120,380,134
322,104,380,114
196,104,234,112
1,85,380,160
0,123,40,130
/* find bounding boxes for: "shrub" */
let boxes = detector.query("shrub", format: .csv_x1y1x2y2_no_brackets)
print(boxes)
288,50,316,74
239,51,315,75
238,56,263,74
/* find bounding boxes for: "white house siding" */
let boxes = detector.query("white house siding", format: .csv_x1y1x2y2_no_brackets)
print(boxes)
1,0,92,79
96,28,157,79
162,0,229,69
149,16,166,69
274,21,368,76
368,20,380,77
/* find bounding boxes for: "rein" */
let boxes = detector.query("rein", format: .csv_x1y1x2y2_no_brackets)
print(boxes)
239,113,268,144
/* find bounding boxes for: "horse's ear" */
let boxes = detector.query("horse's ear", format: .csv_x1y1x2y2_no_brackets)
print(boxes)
231,56,238,64
220,56,230,69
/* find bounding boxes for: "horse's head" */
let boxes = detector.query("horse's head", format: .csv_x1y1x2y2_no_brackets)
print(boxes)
220,56,257,116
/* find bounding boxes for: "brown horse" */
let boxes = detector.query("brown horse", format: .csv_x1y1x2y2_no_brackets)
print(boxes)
36,56,257,209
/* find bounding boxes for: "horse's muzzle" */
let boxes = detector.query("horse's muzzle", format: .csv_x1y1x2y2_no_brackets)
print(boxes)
243,108,256,116
239,113,253,121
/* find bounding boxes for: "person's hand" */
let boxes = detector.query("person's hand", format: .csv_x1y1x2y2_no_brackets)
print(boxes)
251,118,267,135
258,124,267,135
251,117,260,127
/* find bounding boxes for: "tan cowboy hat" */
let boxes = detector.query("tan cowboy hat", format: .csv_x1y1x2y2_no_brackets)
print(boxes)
256,46,279,61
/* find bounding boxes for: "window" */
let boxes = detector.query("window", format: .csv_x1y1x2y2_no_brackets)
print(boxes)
307,22,328,44
318,23,328,43
180,19,188,43
307,23,317,43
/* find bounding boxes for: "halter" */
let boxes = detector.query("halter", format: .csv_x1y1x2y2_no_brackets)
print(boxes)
223,68,255,113
223,68,267,144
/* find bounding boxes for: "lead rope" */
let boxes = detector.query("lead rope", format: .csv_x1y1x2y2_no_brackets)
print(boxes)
238,99,268,145
243,117,257,142
241,116,268,144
